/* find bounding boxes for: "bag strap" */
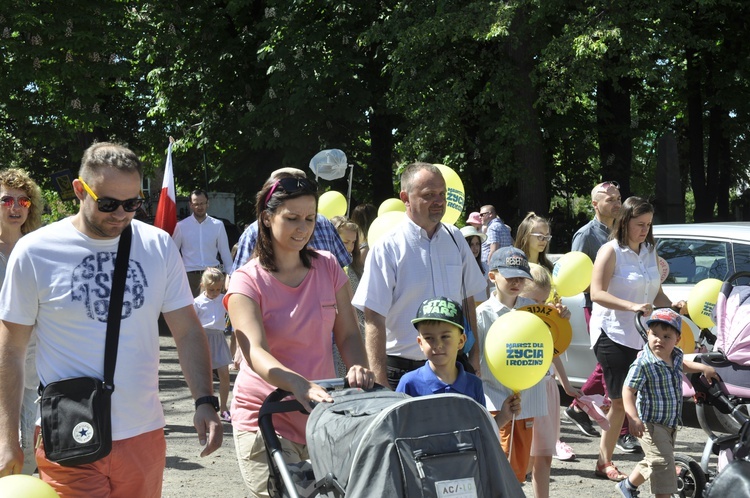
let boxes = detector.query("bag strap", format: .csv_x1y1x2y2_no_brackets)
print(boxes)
441,223,468,302
103,225,132,393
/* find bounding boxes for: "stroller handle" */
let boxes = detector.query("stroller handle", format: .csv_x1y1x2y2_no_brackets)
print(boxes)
259,378,349,419
634,306,685,344
724,270,750,284
634,310,647,343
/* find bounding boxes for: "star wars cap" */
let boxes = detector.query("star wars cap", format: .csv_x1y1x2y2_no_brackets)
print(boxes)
411,297,464,331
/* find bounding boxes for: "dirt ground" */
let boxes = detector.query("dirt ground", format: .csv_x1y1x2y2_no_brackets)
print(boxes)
159,336,718,497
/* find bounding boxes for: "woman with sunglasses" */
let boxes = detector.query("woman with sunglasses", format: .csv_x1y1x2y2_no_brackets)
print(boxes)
225,173,374,497
0,168,42,475
514,212,554,272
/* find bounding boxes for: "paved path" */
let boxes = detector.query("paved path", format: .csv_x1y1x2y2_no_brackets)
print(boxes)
159,336,717,497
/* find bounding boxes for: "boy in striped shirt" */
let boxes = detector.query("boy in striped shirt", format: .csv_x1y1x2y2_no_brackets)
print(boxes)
617,308,719,498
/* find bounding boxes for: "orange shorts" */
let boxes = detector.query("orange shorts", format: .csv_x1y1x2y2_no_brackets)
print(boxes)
499,417,534,483
36,427,166,498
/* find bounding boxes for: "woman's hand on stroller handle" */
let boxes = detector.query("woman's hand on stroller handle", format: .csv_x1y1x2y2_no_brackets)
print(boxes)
346,364,376,390
292,380,335,411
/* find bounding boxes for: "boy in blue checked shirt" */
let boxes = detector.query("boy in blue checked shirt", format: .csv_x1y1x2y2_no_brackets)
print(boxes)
617,309,719,498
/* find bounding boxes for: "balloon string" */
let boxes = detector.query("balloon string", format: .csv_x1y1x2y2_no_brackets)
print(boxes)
508,412,516,461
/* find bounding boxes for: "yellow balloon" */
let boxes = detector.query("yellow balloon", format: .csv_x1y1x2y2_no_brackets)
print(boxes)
377,198,406,216
484,311,553,393
367,211,406,246
318,191,347,219
687,278,723,329
678,316,698,353
433,164,465,225
0,475,59,497
552,251,594,297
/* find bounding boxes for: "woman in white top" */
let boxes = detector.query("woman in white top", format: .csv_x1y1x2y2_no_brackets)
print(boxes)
589,196,684,481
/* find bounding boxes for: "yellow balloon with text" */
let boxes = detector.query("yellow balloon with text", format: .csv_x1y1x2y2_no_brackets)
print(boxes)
687,278,723,329
367,211,406,247
378,198,406,216
433,164,465,225
484,311,553,393
318,191,347,219
552,251,594,297
0,475,59,498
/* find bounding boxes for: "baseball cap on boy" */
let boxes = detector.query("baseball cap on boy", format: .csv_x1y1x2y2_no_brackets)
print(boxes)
411,297,464,331
646,308,682,334
488,247,532,280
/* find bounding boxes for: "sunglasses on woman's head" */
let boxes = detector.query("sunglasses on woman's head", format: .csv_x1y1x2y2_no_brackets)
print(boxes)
264,177,318,207
78,177,144,213
595,180,620,192
0,196,31,209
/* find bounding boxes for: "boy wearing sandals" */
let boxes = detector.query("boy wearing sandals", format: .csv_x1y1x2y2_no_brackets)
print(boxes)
617,309,719,498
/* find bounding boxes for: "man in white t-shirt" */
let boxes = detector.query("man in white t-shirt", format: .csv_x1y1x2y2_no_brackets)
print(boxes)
0,142,222,496
352,162,486,389
172,189,233,296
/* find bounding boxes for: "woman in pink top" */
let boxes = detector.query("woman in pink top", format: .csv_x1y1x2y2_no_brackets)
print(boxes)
225,172,373,497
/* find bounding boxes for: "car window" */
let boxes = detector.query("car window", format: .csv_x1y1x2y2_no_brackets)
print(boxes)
730,242,750,285
656,238,731,284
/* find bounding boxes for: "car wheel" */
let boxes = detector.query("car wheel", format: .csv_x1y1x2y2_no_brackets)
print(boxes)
675,454,707,498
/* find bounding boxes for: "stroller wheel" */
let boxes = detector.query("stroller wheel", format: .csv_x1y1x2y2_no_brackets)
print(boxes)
675,454,707,498
714,402,750,434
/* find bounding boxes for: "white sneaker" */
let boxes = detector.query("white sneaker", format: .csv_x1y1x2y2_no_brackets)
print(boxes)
554,440,576,461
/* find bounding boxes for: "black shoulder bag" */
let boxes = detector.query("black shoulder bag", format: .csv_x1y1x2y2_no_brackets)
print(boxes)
39,225,132,466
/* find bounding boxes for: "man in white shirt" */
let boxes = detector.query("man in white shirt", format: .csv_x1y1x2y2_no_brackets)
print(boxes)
352,162,486,388
172,189,233,296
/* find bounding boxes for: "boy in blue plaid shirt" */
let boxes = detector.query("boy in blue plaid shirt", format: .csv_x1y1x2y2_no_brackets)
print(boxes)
617,309,719,498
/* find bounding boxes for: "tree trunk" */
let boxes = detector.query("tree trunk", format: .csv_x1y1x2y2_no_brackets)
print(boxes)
506,6,547,217
368,109,398,204
596,78,632,199
686,48,711,221
708,104,729,220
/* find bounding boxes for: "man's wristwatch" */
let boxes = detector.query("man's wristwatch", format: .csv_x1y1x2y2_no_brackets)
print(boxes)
195,395,220,412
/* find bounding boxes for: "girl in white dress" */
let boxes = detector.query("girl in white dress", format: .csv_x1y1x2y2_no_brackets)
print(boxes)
194,267,233,421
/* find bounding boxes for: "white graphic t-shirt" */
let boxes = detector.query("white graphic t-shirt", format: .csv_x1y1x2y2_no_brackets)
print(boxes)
0,218,193,440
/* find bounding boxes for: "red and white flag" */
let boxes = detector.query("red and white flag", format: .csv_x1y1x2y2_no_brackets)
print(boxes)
154,140,177,236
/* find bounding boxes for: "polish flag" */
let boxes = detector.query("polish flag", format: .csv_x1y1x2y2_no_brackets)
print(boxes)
154,140,177,236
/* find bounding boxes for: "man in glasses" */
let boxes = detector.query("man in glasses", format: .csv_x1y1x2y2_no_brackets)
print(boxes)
0,142,222,495
353,163,486,388
230,167,351,273
480,205,513,265
172,189,234,296
564,181,641,453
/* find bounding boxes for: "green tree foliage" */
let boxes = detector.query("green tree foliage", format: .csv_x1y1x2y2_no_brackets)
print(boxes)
0,2,144,184
2,0,750,230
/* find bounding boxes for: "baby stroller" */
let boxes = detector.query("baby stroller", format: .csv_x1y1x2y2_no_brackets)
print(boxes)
671,271,750,497
675,371,750,498
258,379,524,498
